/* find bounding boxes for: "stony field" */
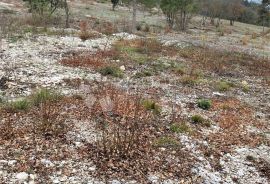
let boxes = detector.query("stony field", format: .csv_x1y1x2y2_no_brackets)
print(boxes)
0,0,269,183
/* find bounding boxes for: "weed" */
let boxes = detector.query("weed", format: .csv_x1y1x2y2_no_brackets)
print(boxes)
216,81,234,92
170,123,191,133
181,76,198,86
99,66,124,78
197,99,212,110
172,65,186,75
142,99,161,114
241,81,249,92
154,136,180,148
134,70,153,78
31,88,62,106
191,115,204,124
3,99,30,112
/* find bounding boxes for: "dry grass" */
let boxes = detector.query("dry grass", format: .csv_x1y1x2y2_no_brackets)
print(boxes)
178,46,270,77
59,49,119,69
206,98,268,153
79,21,101,41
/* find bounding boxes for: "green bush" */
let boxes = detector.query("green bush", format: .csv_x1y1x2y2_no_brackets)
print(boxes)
142,99,161,115
197,99,212,110
216,81,234,92
99,66,124,78
191,115,204,124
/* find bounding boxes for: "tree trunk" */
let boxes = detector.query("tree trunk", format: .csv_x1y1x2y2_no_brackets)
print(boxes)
64,0,70,28
132,0,137,32
230,19,234,26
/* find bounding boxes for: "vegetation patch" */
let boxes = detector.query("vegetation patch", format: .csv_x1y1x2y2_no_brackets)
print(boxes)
142,99,161,115
99,66,124,78
191,115,205,124
178,47,270,77
197,99,212,110
170,122,191,134
154,136,181,148
216,81,234,92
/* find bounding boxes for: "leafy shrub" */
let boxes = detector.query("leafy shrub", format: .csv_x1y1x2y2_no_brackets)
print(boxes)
170,123,191,133
142,99,161,114
197,99,212,110
191,115,204,124
99,66,123,78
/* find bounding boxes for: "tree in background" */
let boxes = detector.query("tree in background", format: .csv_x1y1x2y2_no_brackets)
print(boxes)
224,0,244,26
160,0,197,31
23,0,70,28
122,0,157,32
259,0,270,31
111,0,119,11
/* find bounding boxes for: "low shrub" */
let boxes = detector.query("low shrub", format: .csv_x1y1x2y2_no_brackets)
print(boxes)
134,70,153,78
99,66,124,78
3,99,30,112
216,81,234,92
170,122,191,133
191,115,204,124
197,99,212,110
142,99,161,114
31,88,62,106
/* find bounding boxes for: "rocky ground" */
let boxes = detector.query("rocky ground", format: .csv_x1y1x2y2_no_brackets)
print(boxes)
0,0,270,184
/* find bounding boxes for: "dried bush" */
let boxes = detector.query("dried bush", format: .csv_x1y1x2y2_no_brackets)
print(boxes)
31,89,66,138
87,85,163,180
79,21,101,41
60,49,119,69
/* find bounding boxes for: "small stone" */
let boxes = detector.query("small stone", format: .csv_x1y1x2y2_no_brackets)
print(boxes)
16,172,29,181
53,178,60,183
89,166,96,171
120,65,125,71
111,180,121,184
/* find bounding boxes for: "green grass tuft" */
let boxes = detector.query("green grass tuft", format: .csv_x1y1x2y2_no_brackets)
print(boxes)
197,99,212,110
99,66,124,78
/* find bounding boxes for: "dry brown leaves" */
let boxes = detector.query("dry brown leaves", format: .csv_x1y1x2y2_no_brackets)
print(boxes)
178,47,270,77
207,98,267,153
59,49,119,69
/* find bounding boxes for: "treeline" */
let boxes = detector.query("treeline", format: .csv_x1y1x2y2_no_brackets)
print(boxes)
21,0,270,31
112,0,270,31
199,0,270,27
